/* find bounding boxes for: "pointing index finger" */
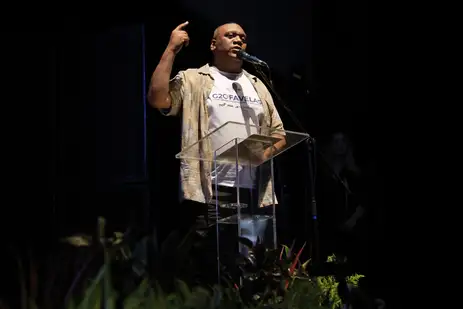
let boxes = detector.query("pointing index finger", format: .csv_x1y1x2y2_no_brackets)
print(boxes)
175,21,189,30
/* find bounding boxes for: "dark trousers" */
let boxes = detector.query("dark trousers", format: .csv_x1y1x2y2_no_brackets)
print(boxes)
174,186,274,284
178,186,259,230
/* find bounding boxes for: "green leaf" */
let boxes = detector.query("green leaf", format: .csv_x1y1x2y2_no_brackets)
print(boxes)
124,279,150,309
281,244,290,259
65,298,76,309
75,265,105,309
185,287,211,309
152,282,169,309
175,279,191,301
113,232,124,238
61,235,93,247
302,258,311,273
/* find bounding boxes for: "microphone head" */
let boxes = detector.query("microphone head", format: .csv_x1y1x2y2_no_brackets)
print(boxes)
232,82,242,92
236,50,267,66
236,49,247,60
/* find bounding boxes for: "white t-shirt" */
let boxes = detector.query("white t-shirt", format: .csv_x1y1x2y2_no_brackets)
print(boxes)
207,66,264,188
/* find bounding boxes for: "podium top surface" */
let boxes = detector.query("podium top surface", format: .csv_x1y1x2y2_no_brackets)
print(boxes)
175,121,310,167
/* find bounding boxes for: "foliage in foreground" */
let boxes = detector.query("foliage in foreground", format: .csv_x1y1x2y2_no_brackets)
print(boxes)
4,217,371,309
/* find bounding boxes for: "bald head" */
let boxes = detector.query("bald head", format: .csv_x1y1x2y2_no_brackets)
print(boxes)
213,23,241,39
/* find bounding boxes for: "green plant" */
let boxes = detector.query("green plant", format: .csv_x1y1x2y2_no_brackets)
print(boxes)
9,217,369,309
315,255,365,309
63,261,333,309
235,240,367,309
60,217,236,308
7,238,101,309
233,239,329,308
66,274,237,309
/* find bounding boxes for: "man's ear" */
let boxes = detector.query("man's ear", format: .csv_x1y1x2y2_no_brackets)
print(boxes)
210,39,216,51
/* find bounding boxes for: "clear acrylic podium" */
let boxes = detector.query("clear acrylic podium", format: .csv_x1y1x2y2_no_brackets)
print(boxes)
175,121,310,284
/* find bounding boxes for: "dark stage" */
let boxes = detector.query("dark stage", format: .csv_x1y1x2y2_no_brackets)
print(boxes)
0,1,403,308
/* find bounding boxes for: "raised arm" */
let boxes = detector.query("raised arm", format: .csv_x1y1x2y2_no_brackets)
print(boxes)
147,21,190,110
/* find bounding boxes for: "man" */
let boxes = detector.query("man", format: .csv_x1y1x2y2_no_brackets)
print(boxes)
147,21,286,235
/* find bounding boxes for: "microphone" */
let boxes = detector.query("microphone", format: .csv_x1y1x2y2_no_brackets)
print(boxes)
237,50,268,66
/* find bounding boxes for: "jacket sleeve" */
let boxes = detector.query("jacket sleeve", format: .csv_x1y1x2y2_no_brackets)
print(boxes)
160,71,185,116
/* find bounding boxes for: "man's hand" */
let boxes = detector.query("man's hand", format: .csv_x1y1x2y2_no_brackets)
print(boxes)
260,135,286,162
168,21,190,54
262,145,277,162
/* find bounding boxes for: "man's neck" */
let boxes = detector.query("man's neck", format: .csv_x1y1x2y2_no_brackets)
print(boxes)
213,60,242,74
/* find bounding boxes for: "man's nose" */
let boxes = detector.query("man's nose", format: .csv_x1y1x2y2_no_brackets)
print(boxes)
233,39,243,46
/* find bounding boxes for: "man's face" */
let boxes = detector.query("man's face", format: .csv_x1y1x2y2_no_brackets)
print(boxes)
211,23,247,60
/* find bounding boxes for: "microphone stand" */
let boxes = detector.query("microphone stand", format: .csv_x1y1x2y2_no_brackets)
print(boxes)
251,63,320,264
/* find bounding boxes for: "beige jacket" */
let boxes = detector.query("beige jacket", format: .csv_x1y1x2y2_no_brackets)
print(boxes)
163,63,285,206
